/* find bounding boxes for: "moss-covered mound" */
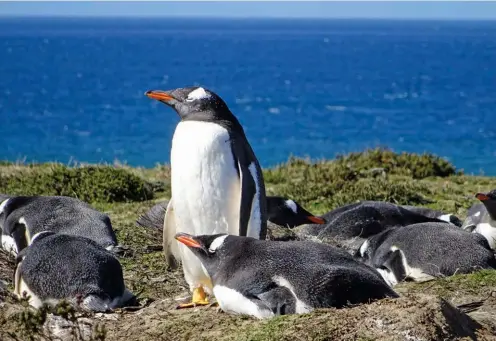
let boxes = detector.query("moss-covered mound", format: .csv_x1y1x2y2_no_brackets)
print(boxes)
0,165,154,203
334,147,458,179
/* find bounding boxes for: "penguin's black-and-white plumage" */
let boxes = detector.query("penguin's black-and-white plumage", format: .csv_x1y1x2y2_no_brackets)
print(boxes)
174,232,398,319
462,190,496,250
400,205,462,227
135,197,325,230
298,201,450,254
265,196,326,228
0,195,120,255
357,222,496,287
14,231,134,312
146,86,267,297
0,194,16,254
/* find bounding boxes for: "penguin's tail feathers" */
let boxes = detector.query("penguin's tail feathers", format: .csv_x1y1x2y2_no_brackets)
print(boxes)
136,201,168,229
162,200,180,270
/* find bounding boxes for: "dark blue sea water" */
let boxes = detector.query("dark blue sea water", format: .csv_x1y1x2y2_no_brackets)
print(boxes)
1,17,495,174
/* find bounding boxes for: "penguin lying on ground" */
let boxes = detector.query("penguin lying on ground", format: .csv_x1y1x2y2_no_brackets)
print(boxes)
135,197,325,230
175,232,398,319
297,201,453,254
146,86,268,308
265,196,326,228
400,205,462,227
357,222,496,287
462,190,496,250
14,231,134,312
0,194,15,253
0,195,120,255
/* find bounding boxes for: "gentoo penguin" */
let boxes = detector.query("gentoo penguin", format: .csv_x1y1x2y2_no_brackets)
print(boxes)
0,194,15,253
297,200,449,254
400,205,462,227
265,196,326,228
462,190,496,249
14,231,134,312
135,197,325,230
174,232,398,318
357,222,496,287
0,195,120,255
146,86,267,308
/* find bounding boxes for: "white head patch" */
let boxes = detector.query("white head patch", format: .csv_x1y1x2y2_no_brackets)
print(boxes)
208,235,228,253
186,87,210,101
438,214,452,223
0,198,10,214
285,200,298,214
359,239,370,257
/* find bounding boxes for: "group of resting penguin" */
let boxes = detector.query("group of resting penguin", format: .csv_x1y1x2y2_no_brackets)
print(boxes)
1,86,495,319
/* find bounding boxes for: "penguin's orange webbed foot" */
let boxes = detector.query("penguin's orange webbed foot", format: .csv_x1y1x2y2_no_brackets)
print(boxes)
176,287,210,309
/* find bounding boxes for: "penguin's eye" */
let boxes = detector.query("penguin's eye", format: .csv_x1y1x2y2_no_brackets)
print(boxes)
185,97,195,102
207,248,216,254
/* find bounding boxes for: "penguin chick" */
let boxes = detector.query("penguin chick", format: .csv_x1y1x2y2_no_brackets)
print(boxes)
0,195,120,255
174,232,398,319
357,223,496,287
400,205,462,227
14,232,134,312
462,190,496,249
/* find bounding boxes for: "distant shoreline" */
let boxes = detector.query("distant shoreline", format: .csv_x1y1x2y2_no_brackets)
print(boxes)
1,15,496,22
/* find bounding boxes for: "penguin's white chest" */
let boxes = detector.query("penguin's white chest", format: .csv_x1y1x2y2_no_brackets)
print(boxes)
475,223,496,249
170,121,242,290
170,121,241,235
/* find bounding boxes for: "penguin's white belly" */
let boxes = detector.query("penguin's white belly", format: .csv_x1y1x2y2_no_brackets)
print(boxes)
475,223,496,249
171,121,242,289
213,285,275,319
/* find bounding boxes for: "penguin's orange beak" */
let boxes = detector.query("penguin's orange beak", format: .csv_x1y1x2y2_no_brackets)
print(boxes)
307,216,326,224
476,193,489,201
175,233,202,248
145,90,175,102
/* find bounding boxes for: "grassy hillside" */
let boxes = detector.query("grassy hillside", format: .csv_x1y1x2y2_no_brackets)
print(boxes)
1,148,495,340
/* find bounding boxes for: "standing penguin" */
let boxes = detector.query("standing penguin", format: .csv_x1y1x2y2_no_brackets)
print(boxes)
174,232,398,319
145,86,267,308
462,190,496,249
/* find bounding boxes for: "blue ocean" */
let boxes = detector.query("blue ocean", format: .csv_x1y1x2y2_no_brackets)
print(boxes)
1,17,495,174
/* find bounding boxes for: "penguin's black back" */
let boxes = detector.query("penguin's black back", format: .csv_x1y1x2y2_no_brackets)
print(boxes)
210,236,398,309
300,201,448,252
18,233,125,300
2,195,117,249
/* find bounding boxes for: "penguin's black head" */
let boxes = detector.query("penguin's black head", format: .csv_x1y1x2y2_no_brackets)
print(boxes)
145,86,232,121
266,196,326,228
175,232,232,277
476,189,496,202
175,232,229,263
476,189,496,218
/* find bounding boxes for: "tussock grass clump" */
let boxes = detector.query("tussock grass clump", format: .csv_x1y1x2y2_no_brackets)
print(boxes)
334,147,458,179
264,156,431,213
0,165,154,203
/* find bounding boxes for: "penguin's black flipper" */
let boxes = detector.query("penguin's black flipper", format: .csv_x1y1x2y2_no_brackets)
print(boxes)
236,160,256,237
256,286,296,316
231,138,266,238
